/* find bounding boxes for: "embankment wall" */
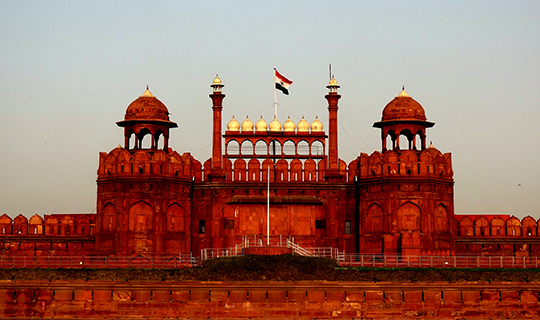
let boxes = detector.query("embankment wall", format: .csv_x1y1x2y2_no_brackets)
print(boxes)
1,280,539,319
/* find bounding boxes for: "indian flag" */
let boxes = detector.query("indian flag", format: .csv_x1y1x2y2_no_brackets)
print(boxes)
275,69,293,95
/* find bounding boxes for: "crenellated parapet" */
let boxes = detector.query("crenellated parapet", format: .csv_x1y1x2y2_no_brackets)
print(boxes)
97,146,203,182
202,157,354,183
0,213,96,256
456,215,539,238
0,213,96,236
454,215,540,256
357,147,453,179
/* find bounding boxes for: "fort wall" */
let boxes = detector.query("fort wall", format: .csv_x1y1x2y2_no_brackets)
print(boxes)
0,280,538,319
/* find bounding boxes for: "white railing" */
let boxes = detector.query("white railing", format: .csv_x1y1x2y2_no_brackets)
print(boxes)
200,235,342,264
1,253,539,269
0,254,199,269
339,254,540,269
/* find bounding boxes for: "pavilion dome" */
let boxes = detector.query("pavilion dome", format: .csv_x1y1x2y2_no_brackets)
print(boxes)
269,117,281,132
124,88,171,122
241,116,254,132
283,116,295,132
255,116,267,132
311,116,323,132
381,89,427,121
297,116,309,132
227,116,240,131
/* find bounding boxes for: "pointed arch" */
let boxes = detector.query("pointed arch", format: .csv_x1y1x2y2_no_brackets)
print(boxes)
506,216,522,236
397,202,421,232
491,216,505,236
433,204,448,232
283,139,296,156
297,140,309,156
458,216,474,236
166,203,185,233
365,203,383,234
102,202,117,233
226,140,240,155
128,201,153,232
522,216,537,237
474,216,489,236
28,214,44,235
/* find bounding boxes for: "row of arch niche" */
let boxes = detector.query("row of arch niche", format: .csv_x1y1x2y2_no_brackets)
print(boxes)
227,158,326,182
363,203,449,234
126,128,167,150
101,202,186,234
0,215,94,235
458,216,538,237
384,129,426,151
227,139,325,156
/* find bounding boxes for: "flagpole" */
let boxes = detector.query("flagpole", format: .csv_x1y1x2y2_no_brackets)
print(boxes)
273,68,277,119
267,165,270,246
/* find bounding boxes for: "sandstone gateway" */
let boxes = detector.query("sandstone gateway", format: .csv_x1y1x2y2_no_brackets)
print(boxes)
1,76,537,257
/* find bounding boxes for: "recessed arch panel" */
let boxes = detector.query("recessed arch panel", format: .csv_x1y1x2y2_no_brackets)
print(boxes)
396,202,421,232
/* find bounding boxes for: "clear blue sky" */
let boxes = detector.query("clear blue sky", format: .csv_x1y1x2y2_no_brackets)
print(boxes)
1,1,539,218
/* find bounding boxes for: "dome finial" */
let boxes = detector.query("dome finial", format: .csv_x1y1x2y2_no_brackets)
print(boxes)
211,75,224,93
327,76,340,93
397,86,410,98
140,86,154,97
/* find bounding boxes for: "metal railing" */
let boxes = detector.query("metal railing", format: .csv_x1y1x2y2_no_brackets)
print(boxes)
339,254,540,269
200,235,341,262
0,254,198,269
3,252,540,270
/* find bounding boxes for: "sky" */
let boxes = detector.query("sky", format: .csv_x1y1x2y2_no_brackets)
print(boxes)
1,1,539,219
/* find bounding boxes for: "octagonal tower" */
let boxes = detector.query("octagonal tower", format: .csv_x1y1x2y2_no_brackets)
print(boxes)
357,89,455,256
96,88,196,257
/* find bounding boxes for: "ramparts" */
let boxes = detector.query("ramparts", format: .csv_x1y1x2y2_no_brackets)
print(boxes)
0,280,538,319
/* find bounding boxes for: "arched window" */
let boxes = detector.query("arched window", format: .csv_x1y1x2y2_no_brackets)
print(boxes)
227,140,240,155
139,128,152,149
297,140,309,155
241,140,254,155
269,140,282,156
155,130,165,150
127,130,136,149
398,129,413,150
283,140,296,156
254,140,267,156
311,140,324,156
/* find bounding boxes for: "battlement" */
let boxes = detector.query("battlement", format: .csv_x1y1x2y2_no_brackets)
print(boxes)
357,148,453,179
0,213,95,236
456,214,538,237
97,147,203,181
203,157,358,183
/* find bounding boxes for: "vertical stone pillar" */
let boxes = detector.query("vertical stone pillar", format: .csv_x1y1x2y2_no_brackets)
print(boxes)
209,76,226,181
325,77,342,181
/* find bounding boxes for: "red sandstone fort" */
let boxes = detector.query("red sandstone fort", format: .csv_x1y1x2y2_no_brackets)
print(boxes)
1,76,538,259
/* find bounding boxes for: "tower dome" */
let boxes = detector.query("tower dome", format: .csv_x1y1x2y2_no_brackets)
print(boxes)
255,116,267,132
381,89,426,121
297,116,309,132
283,116,295,132
269,117,281,132
311,116,323,132
116,87,177,152
124,88,172,122
227,116,240,131
241,116,254,132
